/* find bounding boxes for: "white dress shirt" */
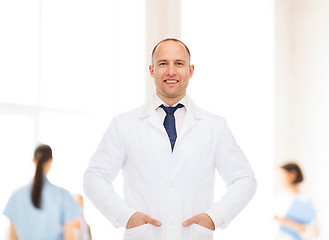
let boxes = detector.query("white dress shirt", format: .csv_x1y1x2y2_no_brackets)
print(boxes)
83,94,257,240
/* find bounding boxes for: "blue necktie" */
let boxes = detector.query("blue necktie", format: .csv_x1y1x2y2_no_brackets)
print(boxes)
160,103,184,151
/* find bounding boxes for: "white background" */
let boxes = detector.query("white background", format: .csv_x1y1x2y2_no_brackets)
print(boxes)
1,0,328,239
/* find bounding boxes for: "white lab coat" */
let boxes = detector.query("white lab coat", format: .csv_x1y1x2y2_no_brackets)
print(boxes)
83,95,257,240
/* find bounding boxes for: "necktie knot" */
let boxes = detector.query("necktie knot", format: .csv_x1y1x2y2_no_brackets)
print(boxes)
160,103,184,115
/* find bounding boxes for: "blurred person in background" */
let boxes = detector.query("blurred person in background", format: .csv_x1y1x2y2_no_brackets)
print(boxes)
73,194,92,240
3,144,81,240
274,162,319,240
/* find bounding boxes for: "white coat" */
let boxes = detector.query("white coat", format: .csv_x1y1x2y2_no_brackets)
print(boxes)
83,95,257,240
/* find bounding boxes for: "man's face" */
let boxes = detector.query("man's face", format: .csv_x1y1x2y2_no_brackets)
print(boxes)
149,41,194,105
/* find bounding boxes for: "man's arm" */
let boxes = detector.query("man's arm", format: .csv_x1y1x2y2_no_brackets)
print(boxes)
206,119,257,229
83,117,136,228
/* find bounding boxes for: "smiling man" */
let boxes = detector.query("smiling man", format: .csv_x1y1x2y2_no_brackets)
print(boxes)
150,39,193,106
83,38,257,240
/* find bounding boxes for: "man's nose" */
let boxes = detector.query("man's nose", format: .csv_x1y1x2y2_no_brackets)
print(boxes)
167,64,176,75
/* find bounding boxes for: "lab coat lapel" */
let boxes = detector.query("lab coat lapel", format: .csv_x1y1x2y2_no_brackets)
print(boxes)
140,102,167,136
148,111,167,135
176,109,196,143
176,97,204,143
139,96,204,141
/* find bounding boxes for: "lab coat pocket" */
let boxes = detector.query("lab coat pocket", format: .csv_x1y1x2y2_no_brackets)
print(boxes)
190,223,214,240
123,223,153,240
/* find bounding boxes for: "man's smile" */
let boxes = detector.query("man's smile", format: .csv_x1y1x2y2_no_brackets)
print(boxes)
164,79,179,84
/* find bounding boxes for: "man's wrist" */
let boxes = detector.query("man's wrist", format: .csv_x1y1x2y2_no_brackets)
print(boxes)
115,208,137,228
205,209,224,229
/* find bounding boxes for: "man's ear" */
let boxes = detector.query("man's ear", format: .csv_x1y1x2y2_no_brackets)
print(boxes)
189,64,195,78
149,65,154,78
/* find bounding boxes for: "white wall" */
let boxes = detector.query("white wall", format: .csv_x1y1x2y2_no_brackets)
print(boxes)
145,0,182,98
181,0,275,239
275,0,329,239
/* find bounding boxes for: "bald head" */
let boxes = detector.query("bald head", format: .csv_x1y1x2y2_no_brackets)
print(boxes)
151,38,191,65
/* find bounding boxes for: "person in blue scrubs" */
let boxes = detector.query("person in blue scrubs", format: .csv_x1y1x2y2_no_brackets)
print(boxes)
3,144,82,240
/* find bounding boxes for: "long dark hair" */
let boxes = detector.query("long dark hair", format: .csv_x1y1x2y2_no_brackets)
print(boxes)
31,144,52,209
281,162,304,185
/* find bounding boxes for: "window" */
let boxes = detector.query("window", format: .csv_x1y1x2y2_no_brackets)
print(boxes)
0,0,145,238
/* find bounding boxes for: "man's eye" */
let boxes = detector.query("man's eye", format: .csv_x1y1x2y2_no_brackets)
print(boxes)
159,62,167,66
176,62,183,65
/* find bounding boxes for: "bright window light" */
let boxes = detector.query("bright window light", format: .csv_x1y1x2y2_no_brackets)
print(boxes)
0,0,145,239
0,0,39,105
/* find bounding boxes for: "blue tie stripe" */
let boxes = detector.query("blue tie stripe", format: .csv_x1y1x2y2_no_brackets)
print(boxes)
160,104,184,151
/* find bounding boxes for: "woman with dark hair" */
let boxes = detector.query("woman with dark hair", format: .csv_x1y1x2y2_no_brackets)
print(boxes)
274,162,318,240
3,144,81,240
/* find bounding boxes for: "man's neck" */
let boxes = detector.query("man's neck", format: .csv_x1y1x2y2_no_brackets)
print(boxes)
156,93,186,107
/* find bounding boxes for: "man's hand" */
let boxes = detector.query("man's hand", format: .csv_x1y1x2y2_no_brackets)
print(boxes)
183,213,215,231
126,212,161,229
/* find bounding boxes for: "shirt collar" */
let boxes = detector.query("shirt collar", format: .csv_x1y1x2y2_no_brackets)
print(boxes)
152,94,189,110
140,94,204,119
